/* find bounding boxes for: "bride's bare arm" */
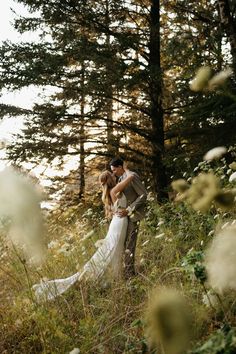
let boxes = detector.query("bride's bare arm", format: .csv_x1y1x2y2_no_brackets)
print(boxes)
110,171,134,199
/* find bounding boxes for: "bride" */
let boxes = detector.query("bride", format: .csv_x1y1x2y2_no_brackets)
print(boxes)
33,170,134,301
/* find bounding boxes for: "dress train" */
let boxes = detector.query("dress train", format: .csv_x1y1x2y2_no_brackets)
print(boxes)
32,195,128,301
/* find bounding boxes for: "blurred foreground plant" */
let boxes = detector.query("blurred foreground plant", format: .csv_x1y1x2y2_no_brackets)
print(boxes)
172,145,236,213
205,225,236,294
0,168,45,265
190,66,232,92
145,287,192,354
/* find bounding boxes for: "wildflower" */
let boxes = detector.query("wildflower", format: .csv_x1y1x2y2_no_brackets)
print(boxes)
190,66,211,92
187,173,220,212
14,319,23,327
146,287,192,354
140,258,145,265
229,162,236,171
48,240,60,249
208,68,232,91
155,233,165,239
94,239,105,248
205,225,236,292
221,221,230,229
190,66,212,92
69,348,80,354
202,290,219,308
229,172,236,182
81,230,94,241
203,146,227,161
171,179,189,193
57,242,72,255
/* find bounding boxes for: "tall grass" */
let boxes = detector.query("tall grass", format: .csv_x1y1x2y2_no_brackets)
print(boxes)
0,148,236,353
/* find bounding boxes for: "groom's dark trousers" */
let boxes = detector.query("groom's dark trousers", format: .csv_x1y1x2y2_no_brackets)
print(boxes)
124,219,139,278
119,170,147,279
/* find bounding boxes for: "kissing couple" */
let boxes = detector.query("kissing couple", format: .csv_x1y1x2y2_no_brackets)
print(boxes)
33,157,147,301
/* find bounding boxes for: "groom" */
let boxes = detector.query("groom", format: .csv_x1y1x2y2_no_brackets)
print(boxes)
110,157,147,279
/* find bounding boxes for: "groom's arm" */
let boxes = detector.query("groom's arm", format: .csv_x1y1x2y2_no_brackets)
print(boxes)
127,173,147,214
116,173,147,218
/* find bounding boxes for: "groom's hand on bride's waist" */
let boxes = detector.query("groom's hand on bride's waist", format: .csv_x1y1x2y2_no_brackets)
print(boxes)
116,208,129,217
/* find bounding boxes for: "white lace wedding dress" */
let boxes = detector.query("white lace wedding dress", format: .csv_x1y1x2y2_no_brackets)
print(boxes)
33,194,128,301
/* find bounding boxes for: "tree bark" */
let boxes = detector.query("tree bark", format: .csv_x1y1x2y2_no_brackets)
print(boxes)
218,0,236,75
149,0,168,202
104,0,118,157
79,61,86,199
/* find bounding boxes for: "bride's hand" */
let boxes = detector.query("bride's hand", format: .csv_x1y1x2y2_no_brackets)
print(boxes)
117,208,129,217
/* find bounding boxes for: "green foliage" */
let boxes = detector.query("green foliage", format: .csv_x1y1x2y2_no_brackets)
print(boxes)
190,328,236,354
182,250,207,284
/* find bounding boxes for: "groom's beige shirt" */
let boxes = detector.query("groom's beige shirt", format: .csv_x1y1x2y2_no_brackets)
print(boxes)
119,171,147,222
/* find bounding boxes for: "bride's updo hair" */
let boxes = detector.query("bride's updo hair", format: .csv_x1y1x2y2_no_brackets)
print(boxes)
99,170,116,219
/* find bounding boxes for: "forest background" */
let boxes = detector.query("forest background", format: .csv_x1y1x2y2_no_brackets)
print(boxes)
0,0,236,353
1,0,235,205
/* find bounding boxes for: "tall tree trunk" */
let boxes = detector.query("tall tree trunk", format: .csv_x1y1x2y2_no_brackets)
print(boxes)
218,0,236,75
149,0,168,202
79,61,86,199
104,0,118,157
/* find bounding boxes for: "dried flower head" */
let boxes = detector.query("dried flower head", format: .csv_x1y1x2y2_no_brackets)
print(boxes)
190,66,212,92
203,146,227,161
171,179,189,193
146,287,192,354
187,173,220,212
229,162,236,171
205,225,236,292
208,68,232,91
229,172,236,182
